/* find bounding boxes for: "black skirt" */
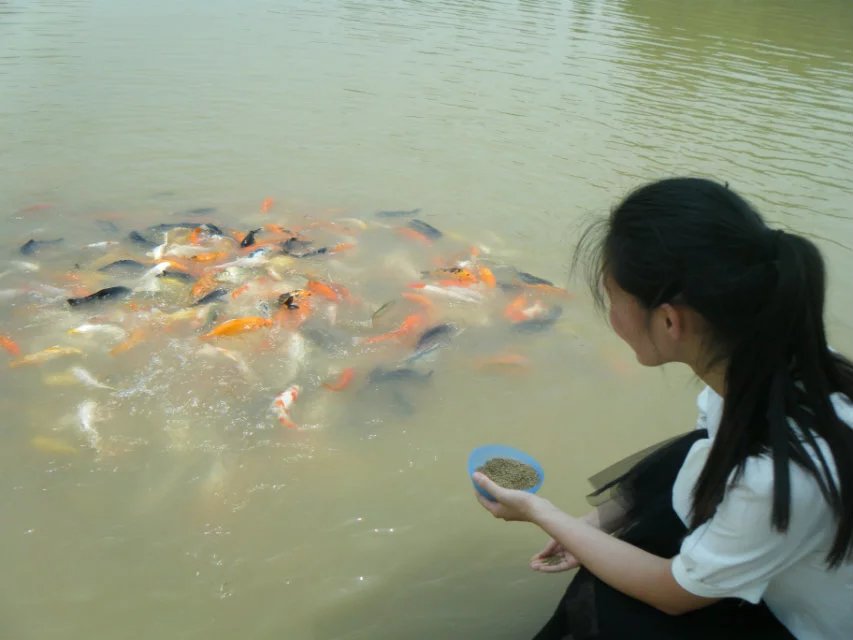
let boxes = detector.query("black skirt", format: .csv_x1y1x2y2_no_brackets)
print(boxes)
533,430,795,640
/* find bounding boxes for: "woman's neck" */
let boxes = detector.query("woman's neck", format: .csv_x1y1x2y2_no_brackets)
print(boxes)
693,361,727,397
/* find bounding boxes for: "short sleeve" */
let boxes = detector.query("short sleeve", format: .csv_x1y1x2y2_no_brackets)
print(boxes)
671,456,830,603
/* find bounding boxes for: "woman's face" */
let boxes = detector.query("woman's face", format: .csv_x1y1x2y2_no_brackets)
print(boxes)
603,275,666,367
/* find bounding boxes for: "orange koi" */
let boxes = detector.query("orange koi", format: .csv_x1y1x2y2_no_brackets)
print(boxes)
261,197,275,213
19,202,54,213
191,251,228,263
0,334,22,357
322,367,355,391
189,227,204,245
264,223,290,236
478,266,496,288
306,280,340,302
201,316,272,339
231,283,250,299
401,291,433,309
191,272,219,299
527,283,573,299
361,314,423,345
475,353,531,373
110,327,147,356
396,227,432,245
329,242,356,254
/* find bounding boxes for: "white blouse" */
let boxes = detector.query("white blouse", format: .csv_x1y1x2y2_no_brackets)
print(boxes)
671,386,853,640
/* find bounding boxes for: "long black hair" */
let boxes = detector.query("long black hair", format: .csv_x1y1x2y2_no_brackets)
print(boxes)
576,177,853,567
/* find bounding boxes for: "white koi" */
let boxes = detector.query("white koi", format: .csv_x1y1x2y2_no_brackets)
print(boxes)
419,284,484,303
133,262,170,293
71,366,115,390
68,323,128,340
77,400,102,451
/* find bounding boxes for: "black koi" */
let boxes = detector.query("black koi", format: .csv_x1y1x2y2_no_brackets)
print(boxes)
128,231,157,247
20,238,63,255
67,286,132,307
517,271,553,286
97,259,146,273
407,219,442,240
159,270,193,283
240,228,262,248
192,288,228,306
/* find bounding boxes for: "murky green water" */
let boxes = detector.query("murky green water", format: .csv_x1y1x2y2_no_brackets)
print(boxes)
1,1,852,638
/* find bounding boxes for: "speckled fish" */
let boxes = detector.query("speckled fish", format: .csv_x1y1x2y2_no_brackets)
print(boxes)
67,286,132,306
376,208,421,218
368,366,433,384
20,238,63,255
182,206,217,216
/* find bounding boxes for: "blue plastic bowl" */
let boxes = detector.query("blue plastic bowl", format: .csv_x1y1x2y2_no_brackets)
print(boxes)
468,444,545,501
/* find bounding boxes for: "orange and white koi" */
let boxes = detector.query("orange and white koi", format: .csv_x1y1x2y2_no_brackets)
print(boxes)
260,197,275,213
272,385,300,428
504,295,548,323
201,316,272,339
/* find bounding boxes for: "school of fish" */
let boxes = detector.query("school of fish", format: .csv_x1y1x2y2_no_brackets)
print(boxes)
2,199,571,456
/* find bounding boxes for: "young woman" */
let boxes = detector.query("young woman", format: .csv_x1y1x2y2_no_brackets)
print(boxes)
473,178,853,639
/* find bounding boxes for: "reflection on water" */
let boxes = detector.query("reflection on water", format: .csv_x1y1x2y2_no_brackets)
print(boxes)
1,0,852,638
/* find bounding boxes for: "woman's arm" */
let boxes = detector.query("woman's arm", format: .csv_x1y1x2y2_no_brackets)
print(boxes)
473,472,718,615
535,502,718,615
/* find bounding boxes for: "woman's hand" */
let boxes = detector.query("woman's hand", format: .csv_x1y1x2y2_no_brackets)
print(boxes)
529,538,579,573
472,471,554,523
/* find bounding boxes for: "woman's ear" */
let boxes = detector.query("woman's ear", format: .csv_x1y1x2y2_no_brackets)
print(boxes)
659,303,682,340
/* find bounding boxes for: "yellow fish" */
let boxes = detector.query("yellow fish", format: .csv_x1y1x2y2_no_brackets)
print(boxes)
30,436,78,455
9,345,83,368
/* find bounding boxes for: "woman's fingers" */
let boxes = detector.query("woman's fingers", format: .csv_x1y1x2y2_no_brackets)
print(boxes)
530,538,561,562
472,472,504,500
